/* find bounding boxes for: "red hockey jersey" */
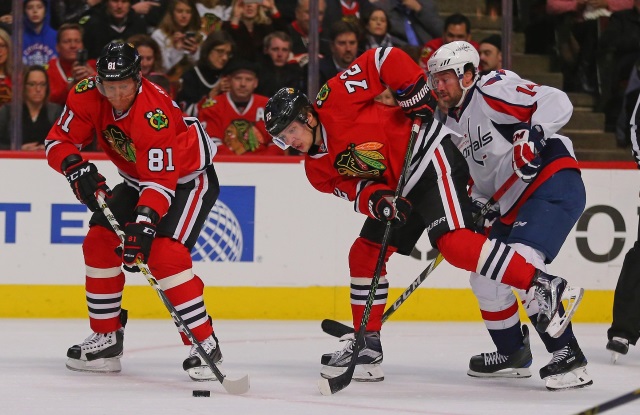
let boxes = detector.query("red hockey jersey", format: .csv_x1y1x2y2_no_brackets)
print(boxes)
45,77,216,218
305,47,457,218
198,92,285,156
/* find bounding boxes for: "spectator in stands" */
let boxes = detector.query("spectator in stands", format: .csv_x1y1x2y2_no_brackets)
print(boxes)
177,30,234,115
419,12,478,70
152,0,202,76
50,0,104,29
223,0,286,62
319,20,359,86
288,0,331,64
128,33,164,76
81,0,148,58
0,66,63,151
256,31,303,97
195,0,230,34
371,0,442,48
323,0,371,33
23,0,59,66
359,7,405,53
547,0,631,93
47,23,97,106
198,59,285,155
597,0,640,132
0,29,12,110
479,34,502,74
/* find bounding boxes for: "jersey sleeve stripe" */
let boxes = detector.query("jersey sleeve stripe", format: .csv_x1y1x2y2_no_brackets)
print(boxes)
478,90,536,122
374,47,392,74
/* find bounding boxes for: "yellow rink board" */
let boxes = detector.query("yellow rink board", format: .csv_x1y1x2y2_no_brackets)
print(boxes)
0,285,614,323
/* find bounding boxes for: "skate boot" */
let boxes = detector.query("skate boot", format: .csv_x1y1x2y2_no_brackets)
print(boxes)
468,325,533,378
606,337,629,364
66,309,128,373
532,270,583,338
320,331,383,382
540,337,593,391
183,333,224,381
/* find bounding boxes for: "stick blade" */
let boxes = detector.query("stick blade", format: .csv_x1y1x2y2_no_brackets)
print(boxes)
321,319,354,338
221,374,250,395
317,366,355,395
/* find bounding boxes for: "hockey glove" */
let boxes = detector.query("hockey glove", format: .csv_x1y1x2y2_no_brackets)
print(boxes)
512,125,544,183
369,189,412,227
62,156,112,212
119,207,160,272
471,197,500,234
396,75,437,120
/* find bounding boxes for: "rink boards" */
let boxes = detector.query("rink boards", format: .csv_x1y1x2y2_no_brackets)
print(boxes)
0,153,638,322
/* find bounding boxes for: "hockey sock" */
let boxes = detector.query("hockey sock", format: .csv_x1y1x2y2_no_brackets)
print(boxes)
529,306,576,353
349,237,396,331
437,229,535,290
83,225,126,333
488,322,524,356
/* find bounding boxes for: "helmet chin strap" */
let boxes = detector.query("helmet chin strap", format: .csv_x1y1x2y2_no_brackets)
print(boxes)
455,73,478,108
306,113,321,155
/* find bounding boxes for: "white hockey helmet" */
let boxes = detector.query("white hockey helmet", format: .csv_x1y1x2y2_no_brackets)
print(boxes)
427,40,479,90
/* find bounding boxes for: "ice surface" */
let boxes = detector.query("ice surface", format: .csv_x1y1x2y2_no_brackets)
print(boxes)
1,320,638,415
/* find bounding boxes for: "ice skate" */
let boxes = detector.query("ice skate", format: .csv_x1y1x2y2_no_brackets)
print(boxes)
66,309,128,373
606,337,629,364
468,325,532,378
320,331,383,382
183,333,224,381
540,337,592,391
532,270,583,338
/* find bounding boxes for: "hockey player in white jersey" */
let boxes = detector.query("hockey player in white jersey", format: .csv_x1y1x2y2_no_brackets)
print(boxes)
427,41,592,390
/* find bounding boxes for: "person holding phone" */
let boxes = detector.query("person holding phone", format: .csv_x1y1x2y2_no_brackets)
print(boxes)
152,0,203,75
47,23,97,106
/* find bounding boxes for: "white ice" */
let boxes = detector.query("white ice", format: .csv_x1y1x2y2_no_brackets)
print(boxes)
1,319,638,415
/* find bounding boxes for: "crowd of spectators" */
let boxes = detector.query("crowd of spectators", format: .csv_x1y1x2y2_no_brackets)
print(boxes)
5,0,638,154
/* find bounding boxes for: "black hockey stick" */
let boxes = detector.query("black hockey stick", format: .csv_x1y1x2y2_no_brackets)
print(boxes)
317,117,423,396
321,171,520,338
573,387,640,415
97,194,250,395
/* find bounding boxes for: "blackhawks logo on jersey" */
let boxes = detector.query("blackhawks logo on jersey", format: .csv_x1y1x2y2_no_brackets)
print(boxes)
103,125,136,162
224,119,265,155
316,83,330,107
145,108,169,131
334,142,386,178
200,98,217,109
74,78,95,93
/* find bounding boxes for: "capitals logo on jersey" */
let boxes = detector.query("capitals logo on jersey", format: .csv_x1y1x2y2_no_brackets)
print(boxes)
75,78,95,93
103,125,136,162
334,142,386,178
145,108,169,131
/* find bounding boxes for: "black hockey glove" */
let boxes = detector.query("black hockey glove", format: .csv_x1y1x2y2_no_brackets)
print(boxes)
471,198,500,234
396,75,437,120
119,207,159,272
512,124,545,183
62,156,112,212
369,189,412,228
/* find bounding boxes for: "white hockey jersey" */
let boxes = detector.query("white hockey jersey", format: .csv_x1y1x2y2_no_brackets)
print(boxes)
439,69,580,224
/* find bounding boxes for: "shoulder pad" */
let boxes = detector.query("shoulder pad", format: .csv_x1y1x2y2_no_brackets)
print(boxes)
74,78,97,94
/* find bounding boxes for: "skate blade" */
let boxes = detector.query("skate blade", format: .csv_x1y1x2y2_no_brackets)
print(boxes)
545,286,584,338
610,351,620,364
467,367,531,379
545,366,593,391
187,365,226,381
320,364,384,382
66,357,122,373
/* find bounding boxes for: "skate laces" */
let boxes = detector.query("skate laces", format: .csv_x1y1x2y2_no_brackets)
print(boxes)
79,331,115,351
548,346,571,365
483,351,508,366
189,335,218,358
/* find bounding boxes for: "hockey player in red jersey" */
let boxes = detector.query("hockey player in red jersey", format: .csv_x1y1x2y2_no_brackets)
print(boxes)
45,42,223,381
427,41,591,390
264,47,584,383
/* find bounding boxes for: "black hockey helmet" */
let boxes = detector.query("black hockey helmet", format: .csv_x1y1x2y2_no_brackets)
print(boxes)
265,87,312,142
96,42,142,85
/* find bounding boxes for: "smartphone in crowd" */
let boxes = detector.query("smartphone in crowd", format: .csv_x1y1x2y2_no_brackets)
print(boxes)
76,49,88,66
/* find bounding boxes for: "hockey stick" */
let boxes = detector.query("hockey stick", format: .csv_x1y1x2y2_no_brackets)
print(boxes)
573,387,640,415
318,117,423,396
321,171,520,338
96,194,250,395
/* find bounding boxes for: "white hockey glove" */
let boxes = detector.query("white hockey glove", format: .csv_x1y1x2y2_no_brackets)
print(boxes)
512,124,545,183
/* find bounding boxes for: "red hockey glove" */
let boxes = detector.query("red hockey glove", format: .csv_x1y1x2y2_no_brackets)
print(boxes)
121,221,157,272
62,156,112,212
369,189,412,227
512,127,543,183
396,75,437,120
